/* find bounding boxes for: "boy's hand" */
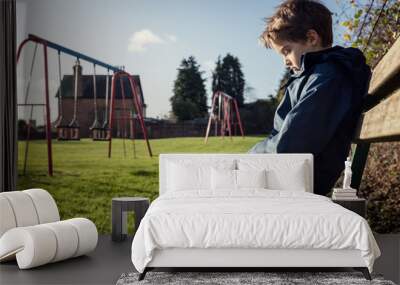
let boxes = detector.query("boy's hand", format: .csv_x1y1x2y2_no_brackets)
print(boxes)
247,138,270,154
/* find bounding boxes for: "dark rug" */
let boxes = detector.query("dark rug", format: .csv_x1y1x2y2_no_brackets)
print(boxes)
116,271,396,285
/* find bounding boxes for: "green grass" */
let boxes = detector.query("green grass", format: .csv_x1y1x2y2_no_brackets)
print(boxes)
17,136,263,234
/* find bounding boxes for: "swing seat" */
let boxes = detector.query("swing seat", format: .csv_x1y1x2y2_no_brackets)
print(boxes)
57,125,80,141
91,127,110,141
56,125,69,141
56,119,72,140
65,119,80,141
90,120,108,141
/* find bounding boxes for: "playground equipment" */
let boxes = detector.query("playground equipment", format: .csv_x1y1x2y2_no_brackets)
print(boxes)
17,34,152,176
89,63,106,141
56,59,81,140
54,51,69,139
108,71,152,158
16,42,44,175
92,69,111,141
204,91,244,143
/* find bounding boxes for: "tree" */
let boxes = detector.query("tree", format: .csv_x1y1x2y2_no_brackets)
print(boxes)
240,95,279,135
212,53,245,107
170,56,208,121
339,0,400,67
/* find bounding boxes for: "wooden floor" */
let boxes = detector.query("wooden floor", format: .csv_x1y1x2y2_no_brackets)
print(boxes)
0,235,134,285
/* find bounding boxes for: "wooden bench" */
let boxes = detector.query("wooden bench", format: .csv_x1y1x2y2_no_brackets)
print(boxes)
351,36,400,189
350,36,399,284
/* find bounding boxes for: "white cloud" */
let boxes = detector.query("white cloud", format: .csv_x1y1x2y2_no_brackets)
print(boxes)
128,29,177,52
165,34,177,43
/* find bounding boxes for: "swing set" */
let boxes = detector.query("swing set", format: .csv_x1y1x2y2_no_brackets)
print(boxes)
204,91,244,143
17,34,152,176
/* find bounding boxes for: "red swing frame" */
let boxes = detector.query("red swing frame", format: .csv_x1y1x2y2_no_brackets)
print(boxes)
204,91,245,143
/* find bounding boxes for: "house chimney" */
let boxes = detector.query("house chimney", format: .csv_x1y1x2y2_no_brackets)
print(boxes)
73,59,83,98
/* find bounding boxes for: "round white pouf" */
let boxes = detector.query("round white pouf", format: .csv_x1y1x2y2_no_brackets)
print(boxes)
65,218,98,257
0,225,57,269
42,221,79,262
23,189,60,224
0,196,17,237
0,218,98,269
0,191,39,227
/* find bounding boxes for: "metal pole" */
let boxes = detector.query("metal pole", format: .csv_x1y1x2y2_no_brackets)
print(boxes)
21,43,38,175
103,69,110,128
132,114,136,158
128,75,152,157
16,38,31,62
108,73,117,158
232,98,244,137
42,44,53,176
219,93,222,137
119,77,127,157
108,71,152,158
23,105,34,175
27,34,123,73
92,64,98,124
55,51,63,126
227,98,232,140
221,97,227,139
204,92,218,143
24,43,38,105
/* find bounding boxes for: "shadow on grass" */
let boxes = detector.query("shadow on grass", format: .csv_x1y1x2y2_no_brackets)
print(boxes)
132,170,158,177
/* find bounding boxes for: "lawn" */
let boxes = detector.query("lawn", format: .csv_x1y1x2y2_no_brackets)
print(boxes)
17,136,263,234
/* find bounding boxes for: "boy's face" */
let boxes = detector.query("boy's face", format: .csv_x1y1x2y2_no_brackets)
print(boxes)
269,30,324,72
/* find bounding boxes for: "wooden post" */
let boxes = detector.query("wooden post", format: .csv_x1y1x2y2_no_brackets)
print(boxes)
351,142,370,191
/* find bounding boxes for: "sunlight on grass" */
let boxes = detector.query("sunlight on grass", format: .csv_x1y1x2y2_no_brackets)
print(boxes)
17,136,263,233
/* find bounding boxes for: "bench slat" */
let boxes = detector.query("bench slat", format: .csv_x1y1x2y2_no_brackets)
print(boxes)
368,36,400,100
349,36,399,190
355,88,400,142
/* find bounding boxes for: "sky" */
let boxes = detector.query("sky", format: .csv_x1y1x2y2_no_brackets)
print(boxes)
16,0,345,123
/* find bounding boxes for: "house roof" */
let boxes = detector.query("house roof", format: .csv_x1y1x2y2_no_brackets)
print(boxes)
55,75,145,105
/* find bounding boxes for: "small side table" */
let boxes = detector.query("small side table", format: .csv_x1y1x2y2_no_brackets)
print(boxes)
112,197,150,242
332,198,366,218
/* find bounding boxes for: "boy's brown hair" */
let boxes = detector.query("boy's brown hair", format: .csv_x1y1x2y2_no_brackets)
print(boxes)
260,0,333,49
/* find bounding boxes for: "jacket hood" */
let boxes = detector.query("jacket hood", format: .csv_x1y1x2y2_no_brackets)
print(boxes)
298,45,369,74
295,45,371,109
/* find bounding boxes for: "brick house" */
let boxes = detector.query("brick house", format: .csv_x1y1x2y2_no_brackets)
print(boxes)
55,63,146,138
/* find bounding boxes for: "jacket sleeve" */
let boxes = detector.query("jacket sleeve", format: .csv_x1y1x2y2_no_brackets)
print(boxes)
251,69,352,154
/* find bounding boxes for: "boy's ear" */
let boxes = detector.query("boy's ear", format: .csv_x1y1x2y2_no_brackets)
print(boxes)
306,29,322,47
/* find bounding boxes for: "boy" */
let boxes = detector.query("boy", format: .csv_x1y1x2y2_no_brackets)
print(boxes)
248,0,371,196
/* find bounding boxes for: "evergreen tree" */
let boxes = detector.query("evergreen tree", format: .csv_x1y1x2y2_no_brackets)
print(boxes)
212,53,245,107
170,56,208,121
240,95,278,134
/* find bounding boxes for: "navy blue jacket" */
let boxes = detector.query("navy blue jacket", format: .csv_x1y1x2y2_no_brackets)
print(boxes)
249,46,371,196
